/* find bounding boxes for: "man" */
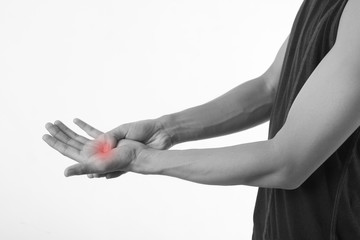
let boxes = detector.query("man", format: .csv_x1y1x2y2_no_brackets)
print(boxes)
43,0,360,239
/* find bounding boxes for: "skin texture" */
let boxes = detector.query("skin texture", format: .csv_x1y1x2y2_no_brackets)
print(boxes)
43,118,169,178
43,0,360,189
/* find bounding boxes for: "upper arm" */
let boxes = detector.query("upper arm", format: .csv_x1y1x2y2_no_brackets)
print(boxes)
262,35,289,100
271,0,360,189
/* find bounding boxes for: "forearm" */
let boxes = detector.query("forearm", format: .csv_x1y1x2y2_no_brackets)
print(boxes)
158,75,273,145
131,139,292,189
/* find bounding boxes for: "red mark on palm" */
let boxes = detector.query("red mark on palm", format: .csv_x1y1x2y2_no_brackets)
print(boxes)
96,141,112,160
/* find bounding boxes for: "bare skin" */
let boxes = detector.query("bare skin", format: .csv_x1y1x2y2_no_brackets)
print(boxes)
43,0,360,189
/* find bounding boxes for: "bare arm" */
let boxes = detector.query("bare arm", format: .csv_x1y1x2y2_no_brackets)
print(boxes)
159,37,289,145
43,28,289,180
44,0,360,186
132,0,360,189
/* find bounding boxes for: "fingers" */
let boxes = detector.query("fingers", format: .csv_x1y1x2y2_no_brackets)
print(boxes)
88,173,107,178
73,118,103,138
87,171,126,179
106,171,126,179
54,120,89,144
65,163,111,177
42,134,83,163
65,163,93,176
45,122,84,150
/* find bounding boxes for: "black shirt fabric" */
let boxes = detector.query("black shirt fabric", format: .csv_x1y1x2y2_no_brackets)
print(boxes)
252,0,360,239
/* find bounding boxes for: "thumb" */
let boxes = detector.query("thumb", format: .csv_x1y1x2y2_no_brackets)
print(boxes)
65,163,92,177
97,133,117,149
107,124,129,140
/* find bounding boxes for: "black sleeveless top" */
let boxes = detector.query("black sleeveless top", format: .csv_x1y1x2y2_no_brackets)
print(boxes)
252,0,360,239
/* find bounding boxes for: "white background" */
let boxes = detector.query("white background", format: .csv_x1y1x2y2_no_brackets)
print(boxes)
0,0,302,239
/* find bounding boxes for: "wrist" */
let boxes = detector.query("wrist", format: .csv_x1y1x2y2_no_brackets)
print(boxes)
129,147,162,175
157,114,182,146
157,108,207,145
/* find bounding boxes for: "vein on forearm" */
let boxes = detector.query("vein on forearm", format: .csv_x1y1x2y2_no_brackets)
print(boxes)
162,76,274,144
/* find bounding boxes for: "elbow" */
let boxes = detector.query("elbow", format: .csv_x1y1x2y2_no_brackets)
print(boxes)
269,158,306,190
249,161,304,190
278,175,303,190
269,140,306,190
276,160,308,190
267,168,302,190
267,166,303,190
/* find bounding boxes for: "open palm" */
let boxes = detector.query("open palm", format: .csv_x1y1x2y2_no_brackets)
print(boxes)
43,119,138,178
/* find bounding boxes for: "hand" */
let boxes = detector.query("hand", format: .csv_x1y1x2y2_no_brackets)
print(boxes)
106,118,173,150
74,117,173,178
42,119,147,178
